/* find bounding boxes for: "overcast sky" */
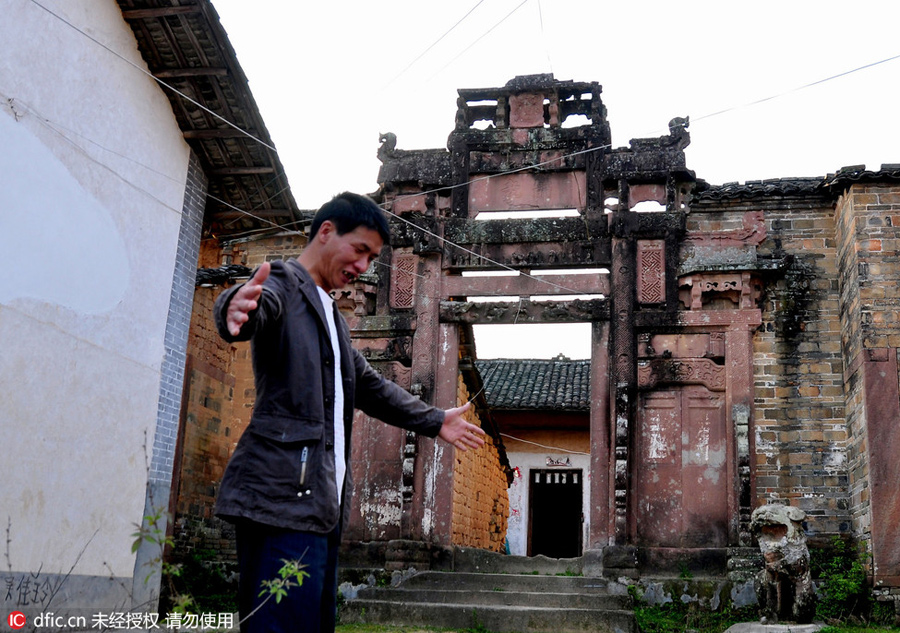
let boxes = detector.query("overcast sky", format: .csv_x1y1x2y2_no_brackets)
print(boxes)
211,0,900,358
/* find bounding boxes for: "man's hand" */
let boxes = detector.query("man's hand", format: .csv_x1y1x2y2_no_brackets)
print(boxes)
438,402,486,451
226,262,271,336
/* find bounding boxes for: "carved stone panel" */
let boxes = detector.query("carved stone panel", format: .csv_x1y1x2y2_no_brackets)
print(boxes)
390,252,417,310
637,240,665,304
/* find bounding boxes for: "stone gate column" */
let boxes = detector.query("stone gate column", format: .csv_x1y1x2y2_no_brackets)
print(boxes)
403,252,457,545
725,320,759,545
610,231,636,545
588,320,612,548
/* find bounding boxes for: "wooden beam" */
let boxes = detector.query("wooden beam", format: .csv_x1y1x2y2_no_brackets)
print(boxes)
209,208,298,220
121,6,200,19
155,67,229,78
209,167,276,176
184,128,253,140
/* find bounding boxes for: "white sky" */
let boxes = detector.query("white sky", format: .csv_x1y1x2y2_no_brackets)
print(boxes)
211,0,900,359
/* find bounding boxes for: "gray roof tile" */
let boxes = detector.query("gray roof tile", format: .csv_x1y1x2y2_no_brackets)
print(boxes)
474,357,591,411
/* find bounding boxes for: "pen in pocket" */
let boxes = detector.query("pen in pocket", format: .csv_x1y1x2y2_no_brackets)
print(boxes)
299,446,309,486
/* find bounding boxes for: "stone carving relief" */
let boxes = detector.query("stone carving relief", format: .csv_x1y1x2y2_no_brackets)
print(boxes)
637,358,726,391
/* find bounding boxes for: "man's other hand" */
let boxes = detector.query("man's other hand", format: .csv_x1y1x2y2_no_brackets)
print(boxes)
226,262,271,336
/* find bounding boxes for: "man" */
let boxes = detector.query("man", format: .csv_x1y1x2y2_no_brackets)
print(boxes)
213,192,484,632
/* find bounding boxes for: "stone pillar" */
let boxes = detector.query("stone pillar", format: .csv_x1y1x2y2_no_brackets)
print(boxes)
588,321,611,549
404,253,457,546
610,231,636,545
725,319,759,545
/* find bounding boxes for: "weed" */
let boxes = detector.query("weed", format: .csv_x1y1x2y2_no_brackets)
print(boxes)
159,549,237,614
462,609,491,633
633,601,759,633
556,568,582,577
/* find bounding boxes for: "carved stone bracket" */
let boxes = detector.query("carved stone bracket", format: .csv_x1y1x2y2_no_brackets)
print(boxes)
678,272,762,310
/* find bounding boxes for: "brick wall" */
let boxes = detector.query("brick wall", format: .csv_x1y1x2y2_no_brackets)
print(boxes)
834,184,900,576
451,377,510,552
713,197,851,537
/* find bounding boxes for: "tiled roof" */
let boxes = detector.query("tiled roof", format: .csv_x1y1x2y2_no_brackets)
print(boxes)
695,177,824,201
474,357,591,411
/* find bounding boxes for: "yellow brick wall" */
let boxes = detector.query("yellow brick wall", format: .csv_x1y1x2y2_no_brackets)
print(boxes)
450,377,510,552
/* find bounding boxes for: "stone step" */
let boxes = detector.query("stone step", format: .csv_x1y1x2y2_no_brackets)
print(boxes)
340,570,636,633
399,570,611,592
357,586,630,609
340,600,636,633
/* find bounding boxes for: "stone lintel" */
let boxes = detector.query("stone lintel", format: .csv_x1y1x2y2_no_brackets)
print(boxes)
443,216,604,244
443,241,609,270
442,272,608,298
439,298,608,324
632,309,763,329
350,315,417,336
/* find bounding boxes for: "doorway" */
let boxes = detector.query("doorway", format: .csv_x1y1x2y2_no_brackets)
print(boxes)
529,468,583,558
634,385,728,547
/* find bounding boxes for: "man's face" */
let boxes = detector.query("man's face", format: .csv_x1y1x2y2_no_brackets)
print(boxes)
313,222,384,293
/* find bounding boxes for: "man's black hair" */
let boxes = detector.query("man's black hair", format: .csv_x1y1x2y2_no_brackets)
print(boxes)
309,192,390,243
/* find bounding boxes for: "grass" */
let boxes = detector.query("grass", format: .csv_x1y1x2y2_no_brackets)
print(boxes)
336,626,471,633
336,619,900,633
633,602,759,633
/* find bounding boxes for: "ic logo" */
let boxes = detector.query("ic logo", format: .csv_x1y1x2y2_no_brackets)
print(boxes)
7,611,26,630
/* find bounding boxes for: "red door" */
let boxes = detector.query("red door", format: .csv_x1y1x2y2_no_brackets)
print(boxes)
634,386,728,547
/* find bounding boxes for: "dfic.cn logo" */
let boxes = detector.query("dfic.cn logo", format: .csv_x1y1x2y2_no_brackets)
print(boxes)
7,611,26,630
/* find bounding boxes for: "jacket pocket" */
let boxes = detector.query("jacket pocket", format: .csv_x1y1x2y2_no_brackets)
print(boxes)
241,427,324,503
248,414,324,443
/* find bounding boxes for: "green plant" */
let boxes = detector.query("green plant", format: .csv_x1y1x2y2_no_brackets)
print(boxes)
131,506,196,613
462,609,491,633
627,583,644,606
811,536,870,621
259,558,310,604
678,562,694,580
233,557,309,626
556,568,582,577
633,601,758,633
159,549,238,614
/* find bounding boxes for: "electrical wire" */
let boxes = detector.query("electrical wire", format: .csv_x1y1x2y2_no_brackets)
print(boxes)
380,0,487,93
500,433,590,456
427,0,533,82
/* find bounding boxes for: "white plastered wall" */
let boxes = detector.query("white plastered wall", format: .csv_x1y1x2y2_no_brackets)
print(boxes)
0,0,190,582
505,451,591,557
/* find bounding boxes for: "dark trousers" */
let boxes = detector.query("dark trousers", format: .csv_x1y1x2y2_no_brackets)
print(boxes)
236,521,341,633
